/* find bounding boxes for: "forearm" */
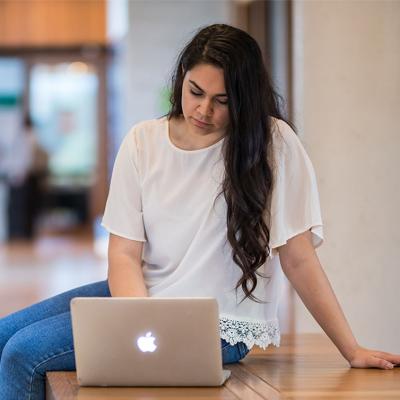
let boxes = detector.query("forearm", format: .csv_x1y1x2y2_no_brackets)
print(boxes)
108,254,148,297
283,258,358,361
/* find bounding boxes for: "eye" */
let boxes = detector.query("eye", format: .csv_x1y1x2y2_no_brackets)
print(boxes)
190,90,202,96
217,99,228,105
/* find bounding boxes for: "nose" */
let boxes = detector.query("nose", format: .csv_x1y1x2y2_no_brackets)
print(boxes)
197,98,213,118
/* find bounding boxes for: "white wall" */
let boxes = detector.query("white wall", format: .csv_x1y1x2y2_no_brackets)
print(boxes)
292,0,400,353
120,0,234,140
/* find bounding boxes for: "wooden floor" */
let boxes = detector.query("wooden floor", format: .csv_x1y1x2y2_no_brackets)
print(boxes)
46,334,400,400
0,228,107,318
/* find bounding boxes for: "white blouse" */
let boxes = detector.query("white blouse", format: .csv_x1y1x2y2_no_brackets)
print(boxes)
102,116,324,350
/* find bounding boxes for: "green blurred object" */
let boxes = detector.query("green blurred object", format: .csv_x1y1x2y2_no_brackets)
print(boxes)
0,94,20,107
158,86,172,115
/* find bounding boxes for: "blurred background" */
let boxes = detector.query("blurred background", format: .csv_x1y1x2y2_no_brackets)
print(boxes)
0,0,399,353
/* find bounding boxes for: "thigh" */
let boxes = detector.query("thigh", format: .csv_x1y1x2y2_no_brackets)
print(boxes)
221,338,250,364
0,280,110,356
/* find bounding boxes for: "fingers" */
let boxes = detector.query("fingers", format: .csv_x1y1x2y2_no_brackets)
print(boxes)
374,351,400,366
370,356,394,370
350,348,400,369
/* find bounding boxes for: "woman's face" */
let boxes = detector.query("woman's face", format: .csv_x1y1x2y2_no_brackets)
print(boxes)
181,63,230,138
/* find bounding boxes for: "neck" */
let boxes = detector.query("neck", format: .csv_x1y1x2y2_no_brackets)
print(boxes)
169,115,225,151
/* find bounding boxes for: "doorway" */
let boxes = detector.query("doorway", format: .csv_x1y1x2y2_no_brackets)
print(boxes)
0,48,109,238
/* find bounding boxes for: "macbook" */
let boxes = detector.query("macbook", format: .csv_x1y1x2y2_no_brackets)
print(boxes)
70,297,231,387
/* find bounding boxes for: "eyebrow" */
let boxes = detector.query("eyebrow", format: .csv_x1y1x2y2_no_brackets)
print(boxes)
189,80,227,97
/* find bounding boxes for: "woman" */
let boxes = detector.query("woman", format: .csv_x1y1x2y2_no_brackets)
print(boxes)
0,23,399,400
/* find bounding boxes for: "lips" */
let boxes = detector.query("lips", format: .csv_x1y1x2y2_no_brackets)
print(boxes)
192,117,211,128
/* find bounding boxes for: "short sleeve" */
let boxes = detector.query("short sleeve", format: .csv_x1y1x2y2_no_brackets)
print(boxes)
269,119,323,256
101,128,146,242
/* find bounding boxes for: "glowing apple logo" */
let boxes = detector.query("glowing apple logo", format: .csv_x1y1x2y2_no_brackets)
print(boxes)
137,332,157,352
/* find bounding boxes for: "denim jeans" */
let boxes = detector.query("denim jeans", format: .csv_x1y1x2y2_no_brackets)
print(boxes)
0,280,250,400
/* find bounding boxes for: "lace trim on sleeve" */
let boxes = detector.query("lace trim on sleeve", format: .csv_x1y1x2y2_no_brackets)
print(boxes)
219,315,280,350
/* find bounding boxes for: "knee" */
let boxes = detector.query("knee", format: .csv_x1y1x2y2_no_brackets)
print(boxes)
0,328,34,371
0,329,49,399
0,317,17,361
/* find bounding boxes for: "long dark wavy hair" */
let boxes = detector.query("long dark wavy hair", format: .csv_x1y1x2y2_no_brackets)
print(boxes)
168,24,292,303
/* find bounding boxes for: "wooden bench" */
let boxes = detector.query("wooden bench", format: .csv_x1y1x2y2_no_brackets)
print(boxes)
46,333,400,399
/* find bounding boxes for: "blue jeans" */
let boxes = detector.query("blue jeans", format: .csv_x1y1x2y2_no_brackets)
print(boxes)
0,280,250,400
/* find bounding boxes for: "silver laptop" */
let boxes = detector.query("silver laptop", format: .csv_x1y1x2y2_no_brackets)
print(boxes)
70,297,231,387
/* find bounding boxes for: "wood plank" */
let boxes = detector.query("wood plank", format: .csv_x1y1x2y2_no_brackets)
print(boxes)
227,363,280,400
46,371,79,400
46,335,400,399
246,334,400,399
283,390,400,399
46,371,241,400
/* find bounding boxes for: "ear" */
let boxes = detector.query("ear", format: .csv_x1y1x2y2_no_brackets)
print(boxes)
181,64,185,75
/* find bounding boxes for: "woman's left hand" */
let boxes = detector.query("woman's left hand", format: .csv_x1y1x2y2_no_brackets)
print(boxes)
347,345,400,369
